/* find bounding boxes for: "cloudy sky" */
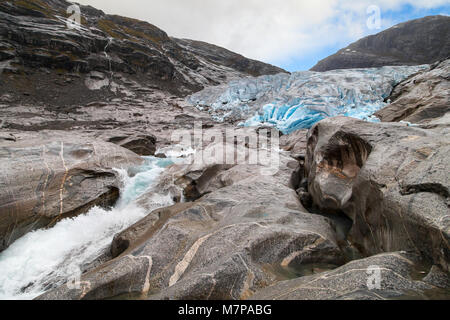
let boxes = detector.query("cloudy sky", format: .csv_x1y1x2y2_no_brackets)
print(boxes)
75,0,449,71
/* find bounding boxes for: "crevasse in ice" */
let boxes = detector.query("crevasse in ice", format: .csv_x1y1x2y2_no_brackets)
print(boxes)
0,154,190,300
187,65,428,134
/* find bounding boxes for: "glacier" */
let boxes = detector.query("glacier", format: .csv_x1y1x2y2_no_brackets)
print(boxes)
187,65,428,134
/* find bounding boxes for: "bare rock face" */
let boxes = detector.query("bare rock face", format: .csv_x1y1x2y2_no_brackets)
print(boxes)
311,15,450,72
250,252,442,300
37,143,347,300
0,133,142,251
305,116,450,271
375,58,450,124
173,38,287,77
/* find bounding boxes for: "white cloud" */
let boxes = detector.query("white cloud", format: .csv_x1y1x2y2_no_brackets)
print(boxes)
74,0,448,65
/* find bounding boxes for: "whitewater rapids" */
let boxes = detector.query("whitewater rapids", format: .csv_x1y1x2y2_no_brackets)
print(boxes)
0,155,187,300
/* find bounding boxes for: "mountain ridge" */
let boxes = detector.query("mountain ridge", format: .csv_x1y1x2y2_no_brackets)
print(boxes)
311,15,450,72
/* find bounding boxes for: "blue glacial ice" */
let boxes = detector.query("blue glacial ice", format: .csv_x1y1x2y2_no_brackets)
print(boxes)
187,65,428,134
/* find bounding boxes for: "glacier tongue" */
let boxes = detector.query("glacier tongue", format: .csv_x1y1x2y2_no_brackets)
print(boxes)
187,65,428,134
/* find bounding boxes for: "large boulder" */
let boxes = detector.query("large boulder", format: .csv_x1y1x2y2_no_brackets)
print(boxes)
250,252,446,300
0,134,142,251
37,143,347,300
375,58,450,124
107,134,157,156
305,116,450,271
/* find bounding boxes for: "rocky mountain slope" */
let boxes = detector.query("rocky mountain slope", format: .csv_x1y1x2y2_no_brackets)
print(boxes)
0,0,285,107
311,15,450,72
0,0,284,253
37,115,450,300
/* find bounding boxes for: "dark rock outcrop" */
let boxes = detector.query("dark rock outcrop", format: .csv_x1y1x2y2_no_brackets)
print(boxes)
0,132,142,251
376,58,450,123
305,116,450,272
311,15,450,72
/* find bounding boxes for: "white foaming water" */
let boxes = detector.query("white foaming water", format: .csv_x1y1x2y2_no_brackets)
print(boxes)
187,65,429,134
0,156,180,300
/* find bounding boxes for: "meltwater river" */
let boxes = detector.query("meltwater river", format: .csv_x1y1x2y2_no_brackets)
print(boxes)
0,154,187,300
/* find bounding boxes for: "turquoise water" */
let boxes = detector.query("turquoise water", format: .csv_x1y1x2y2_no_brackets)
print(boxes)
0,155,182,300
